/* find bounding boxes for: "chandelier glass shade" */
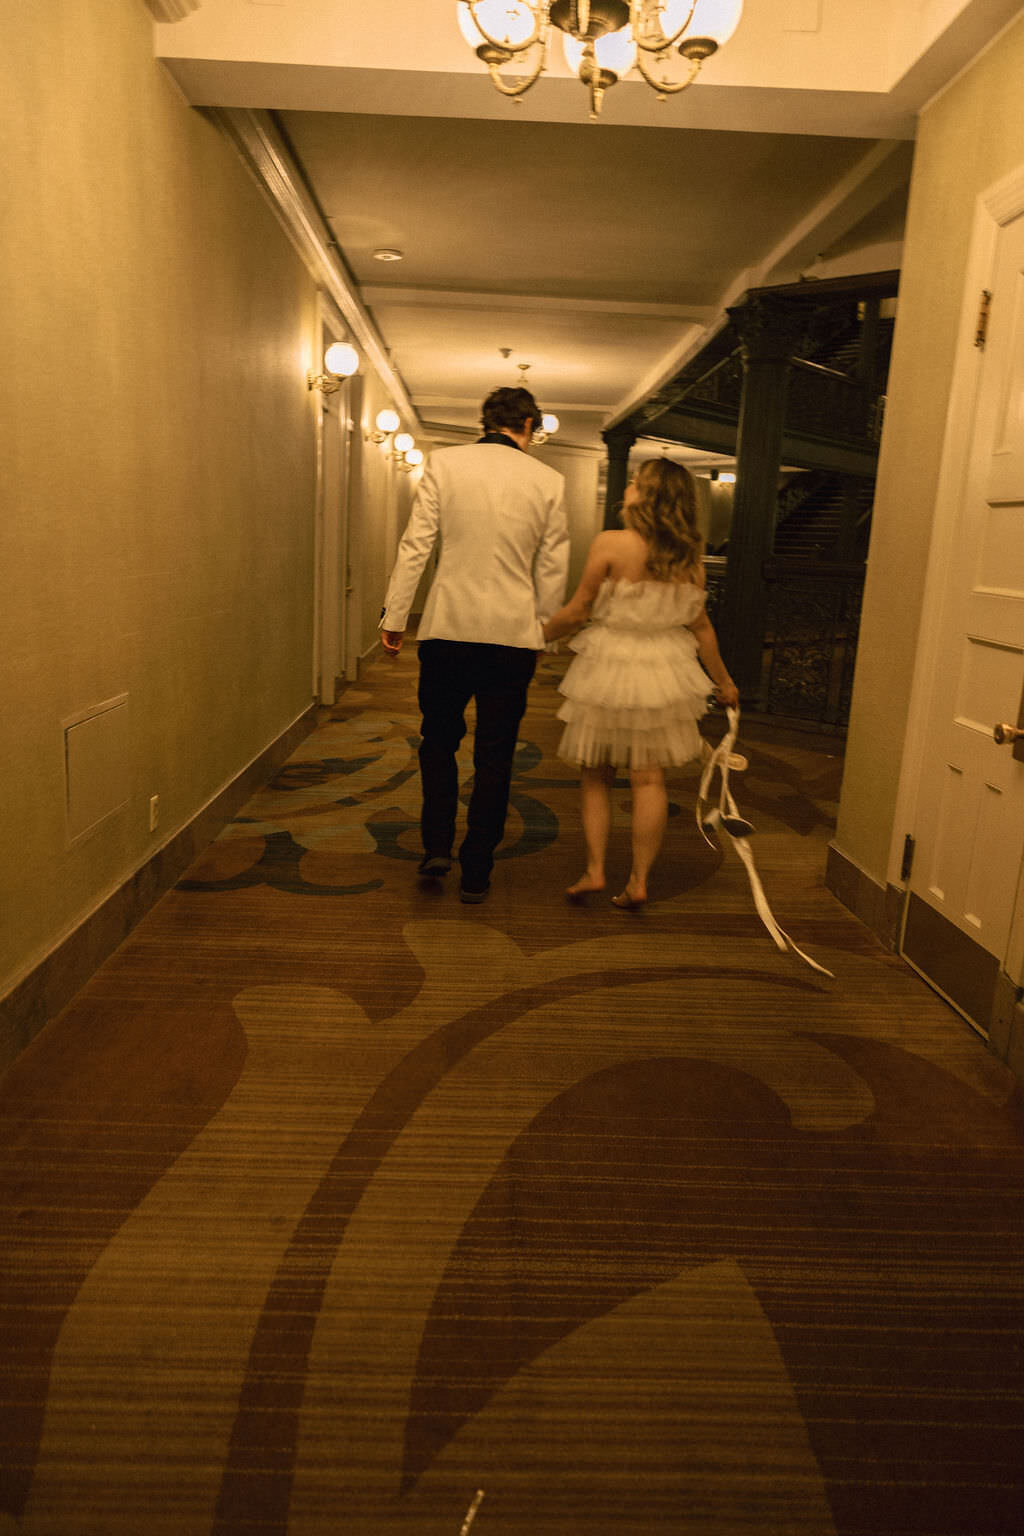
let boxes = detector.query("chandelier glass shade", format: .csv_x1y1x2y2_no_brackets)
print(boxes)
457,0,742,117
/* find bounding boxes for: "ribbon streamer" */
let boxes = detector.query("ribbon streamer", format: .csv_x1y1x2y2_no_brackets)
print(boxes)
697,706,834,979
459,1488,485,1534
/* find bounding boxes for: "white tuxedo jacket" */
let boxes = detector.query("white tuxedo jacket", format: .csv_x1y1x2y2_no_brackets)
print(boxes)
380,440,569,649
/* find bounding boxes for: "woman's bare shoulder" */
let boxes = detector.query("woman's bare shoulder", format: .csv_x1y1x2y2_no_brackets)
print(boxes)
590,528,634,553
600,527,650,577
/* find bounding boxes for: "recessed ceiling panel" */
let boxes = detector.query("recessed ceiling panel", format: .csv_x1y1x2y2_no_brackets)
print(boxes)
280,111,876,306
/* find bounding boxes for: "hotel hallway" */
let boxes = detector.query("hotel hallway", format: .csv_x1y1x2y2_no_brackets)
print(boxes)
1,643,1022,1536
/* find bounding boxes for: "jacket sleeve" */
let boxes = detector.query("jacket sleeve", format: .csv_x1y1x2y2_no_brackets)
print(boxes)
379,461,441,632
532,484,570,626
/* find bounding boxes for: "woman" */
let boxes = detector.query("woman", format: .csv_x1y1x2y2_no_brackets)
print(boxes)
543,458,738,909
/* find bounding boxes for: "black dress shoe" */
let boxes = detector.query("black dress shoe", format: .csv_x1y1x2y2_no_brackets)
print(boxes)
459,884,490,904
418,854,452,878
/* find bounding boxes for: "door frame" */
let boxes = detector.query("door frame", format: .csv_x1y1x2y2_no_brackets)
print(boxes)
891,161,1024,1017
312,296,356,705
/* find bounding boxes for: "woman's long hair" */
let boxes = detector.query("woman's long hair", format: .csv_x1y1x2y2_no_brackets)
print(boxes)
623,458,705,584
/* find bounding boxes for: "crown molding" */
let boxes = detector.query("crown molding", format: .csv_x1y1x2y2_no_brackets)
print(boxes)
207,108,417,424
143,0,200,20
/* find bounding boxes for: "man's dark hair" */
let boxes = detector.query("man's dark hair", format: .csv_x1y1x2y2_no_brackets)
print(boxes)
481,386,540,437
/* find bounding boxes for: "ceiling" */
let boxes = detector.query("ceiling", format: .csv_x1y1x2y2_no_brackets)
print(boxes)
153,0,1024,456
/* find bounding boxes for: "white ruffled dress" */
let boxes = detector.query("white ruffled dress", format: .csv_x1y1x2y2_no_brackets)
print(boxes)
556,577,711,768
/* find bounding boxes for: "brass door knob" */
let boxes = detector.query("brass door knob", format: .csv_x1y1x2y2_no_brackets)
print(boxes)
993,722,1024,744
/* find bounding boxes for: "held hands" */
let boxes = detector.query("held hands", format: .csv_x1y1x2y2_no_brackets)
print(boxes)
715,680,740,708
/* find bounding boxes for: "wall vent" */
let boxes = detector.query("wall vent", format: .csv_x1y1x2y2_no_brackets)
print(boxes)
63,694,131,844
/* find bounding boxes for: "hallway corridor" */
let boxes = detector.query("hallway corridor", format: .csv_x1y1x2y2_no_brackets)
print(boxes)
1,645,1022,1536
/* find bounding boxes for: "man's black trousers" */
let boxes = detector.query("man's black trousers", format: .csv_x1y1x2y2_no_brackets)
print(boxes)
416,639,537,889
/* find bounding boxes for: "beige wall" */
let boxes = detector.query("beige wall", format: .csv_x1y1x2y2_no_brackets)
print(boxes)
0,1,320,995
834,11,1024,889
532,445,602,594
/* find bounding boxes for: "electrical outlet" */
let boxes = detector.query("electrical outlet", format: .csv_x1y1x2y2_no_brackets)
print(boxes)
149,794,159,832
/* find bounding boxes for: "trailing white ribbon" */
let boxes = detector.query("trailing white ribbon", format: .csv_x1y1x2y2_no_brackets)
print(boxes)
697,706,834,978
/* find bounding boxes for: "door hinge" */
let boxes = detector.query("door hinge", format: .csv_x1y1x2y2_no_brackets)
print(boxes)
975,289,992,349
900,834,915,881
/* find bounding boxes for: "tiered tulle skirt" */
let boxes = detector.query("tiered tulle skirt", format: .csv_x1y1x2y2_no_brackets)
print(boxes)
556,623,711,768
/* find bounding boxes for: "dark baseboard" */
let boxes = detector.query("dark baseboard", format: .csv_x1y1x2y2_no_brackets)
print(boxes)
825,841,905,951
0,702,318,1072
990,972,1024,1079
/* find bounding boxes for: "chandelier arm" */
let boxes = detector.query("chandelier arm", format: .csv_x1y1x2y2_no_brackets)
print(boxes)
634,48,702,92
467,0,547,56
630,0,699,54
486,47,548,95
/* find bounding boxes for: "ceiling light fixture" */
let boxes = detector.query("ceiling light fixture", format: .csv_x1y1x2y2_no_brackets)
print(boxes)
457,0,743,118
372,248,405,262
514,360,558,443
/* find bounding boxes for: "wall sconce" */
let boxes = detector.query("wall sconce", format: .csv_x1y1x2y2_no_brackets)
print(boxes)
718,472,737,484
367,407,401,444
308,341,359,393
398,447,424,474
392,431,415,459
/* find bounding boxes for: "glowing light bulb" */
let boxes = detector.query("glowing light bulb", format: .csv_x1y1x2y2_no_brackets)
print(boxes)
456,0,535,51
404,448,424,467
394,432,414,454
323,342,359,377
542,413,560,433
375,408,400,434
689,0,743,44
662,0,742,45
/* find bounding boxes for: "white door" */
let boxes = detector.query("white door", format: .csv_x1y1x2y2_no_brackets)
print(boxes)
902,201,1024,1030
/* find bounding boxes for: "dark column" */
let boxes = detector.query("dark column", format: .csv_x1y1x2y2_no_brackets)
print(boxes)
718,297,804,698
857,296,881,387
601,426,637,530
835,475,862,563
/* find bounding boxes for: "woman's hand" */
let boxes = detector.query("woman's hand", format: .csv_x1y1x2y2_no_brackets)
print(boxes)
715,680,739,708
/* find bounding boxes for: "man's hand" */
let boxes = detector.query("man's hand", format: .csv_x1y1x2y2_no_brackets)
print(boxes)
381,630,404,656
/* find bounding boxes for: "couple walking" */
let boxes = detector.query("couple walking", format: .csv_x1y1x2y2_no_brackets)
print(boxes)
380,386,738,907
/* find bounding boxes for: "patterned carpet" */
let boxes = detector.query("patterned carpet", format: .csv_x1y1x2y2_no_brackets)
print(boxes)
1,645,1022,1535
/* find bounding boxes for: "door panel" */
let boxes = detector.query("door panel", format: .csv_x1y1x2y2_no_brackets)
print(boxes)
904,207,1024,1024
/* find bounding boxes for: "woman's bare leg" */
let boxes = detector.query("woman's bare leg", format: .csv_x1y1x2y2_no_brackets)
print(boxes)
567,764,614,897
613,765,667,907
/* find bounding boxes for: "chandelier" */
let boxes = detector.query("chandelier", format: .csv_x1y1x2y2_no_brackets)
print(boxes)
457,0,743,118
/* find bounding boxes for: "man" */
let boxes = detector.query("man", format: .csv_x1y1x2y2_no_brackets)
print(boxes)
380,386,569,903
